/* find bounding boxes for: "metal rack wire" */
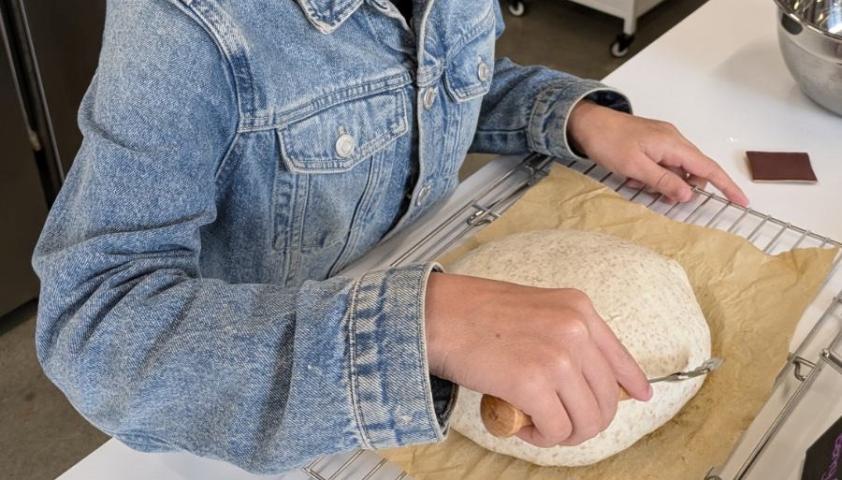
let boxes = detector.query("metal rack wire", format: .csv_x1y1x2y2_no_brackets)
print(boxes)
559,158,842,479
299,154,842,480
301,450,407,480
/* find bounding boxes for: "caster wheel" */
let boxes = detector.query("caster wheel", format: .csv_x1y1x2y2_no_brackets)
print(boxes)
507,1,526,17
610,33,634,57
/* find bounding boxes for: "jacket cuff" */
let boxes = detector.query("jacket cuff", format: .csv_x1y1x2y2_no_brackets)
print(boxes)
348,262,455,449
527,80,632,162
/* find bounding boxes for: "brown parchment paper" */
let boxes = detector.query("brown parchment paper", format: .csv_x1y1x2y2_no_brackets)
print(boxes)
383,165,838,480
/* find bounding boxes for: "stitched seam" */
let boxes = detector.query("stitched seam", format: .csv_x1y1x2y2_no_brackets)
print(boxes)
326,143,386,275
261,71,412,131
270,157,282,251
527,85,567,153
213,133,240,183
284,176,309,282
444,77,492,102
297,0,363,32
443,100,464,178
414,264,443,440
474,127,527,134
441,8,495,103
168,1,241,179
177,0,256,123
445,5,495,62
346,277,373,448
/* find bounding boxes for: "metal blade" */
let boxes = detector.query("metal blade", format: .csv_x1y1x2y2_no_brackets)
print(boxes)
648,357,724,383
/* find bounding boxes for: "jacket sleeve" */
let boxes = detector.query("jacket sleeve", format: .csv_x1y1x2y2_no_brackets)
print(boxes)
469,3,632,160
32,1,448,474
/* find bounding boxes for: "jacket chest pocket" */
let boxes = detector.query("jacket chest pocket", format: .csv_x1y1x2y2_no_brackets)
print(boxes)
273,87,410,259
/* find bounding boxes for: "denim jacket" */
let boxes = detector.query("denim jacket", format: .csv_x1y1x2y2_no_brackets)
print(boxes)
32,0,630,474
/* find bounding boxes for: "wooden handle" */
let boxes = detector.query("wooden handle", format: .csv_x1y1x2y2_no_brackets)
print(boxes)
480,389,632,438
480,395,534,437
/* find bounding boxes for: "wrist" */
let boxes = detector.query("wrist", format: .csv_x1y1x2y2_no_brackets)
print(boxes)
566,100,612,158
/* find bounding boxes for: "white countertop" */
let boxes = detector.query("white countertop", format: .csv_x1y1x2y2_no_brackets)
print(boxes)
603,0,842,241
57,0,842,478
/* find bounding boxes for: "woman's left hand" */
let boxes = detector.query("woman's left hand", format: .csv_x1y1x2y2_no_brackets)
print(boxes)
567,101,749,207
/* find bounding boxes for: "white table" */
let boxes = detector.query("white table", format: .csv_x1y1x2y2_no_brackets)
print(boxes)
603,0,842,242
57,0,842,478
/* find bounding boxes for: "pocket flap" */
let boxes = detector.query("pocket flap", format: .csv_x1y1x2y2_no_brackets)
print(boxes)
278,89,409,173
444,12,496,102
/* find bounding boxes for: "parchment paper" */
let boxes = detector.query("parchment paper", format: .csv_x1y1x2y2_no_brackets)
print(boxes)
382,165,838,480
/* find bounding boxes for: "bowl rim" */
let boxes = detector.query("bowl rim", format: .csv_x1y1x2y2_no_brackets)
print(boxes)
773,0,842,41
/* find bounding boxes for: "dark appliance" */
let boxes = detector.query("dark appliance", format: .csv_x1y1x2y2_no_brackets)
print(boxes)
0,0,105,317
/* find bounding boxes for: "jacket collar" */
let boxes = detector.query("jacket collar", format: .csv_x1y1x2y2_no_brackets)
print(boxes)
296,0,365,34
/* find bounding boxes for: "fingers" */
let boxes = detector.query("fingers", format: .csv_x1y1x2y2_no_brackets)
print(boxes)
581,345,620,429
686,174,708,190
669,167,708,196
628,167,703,195
582,308,652,402
632,156,694,204
626,179,645,189
488,287,652,449
555,371,604,446
590,115,748,206
664,144,749,207
515,391,573,447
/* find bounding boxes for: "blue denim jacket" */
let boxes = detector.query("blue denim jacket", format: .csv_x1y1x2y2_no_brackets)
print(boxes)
32,0,630,474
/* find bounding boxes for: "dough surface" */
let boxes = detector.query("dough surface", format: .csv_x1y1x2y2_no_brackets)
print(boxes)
448,229,710,466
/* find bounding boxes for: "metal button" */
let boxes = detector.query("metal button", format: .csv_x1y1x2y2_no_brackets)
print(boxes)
335,133,356,158
422,87,437,110
416,184,431,206
477,59,491,82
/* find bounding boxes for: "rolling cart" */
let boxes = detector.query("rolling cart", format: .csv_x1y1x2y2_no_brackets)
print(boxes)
506,0,670,57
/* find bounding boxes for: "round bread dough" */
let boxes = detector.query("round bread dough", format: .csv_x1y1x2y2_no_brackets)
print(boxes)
448,229,710,466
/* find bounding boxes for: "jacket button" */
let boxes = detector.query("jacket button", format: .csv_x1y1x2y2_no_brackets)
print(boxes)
335,133,356,158
477,59,491,82
416,184,431,206
422,87,437,110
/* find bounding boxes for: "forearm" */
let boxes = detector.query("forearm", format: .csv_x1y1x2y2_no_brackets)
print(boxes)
34,250,447,473
469,58,631,160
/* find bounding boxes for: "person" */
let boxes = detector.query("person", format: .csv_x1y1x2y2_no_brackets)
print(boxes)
32,0,748,474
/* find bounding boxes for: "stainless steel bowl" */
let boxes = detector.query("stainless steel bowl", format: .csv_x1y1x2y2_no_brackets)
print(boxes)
774,0,842,115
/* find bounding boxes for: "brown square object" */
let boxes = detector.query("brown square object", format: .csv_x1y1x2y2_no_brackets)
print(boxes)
746,151,817,183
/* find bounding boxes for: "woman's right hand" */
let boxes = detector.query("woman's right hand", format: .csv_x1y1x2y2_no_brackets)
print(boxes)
424,272,652,447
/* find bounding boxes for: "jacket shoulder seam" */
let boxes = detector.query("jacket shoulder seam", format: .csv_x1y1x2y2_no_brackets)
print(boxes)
169,0,258,125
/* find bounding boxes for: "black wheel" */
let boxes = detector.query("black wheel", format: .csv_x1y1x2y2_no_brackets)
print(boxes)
507,0,526,17
610,33,635,58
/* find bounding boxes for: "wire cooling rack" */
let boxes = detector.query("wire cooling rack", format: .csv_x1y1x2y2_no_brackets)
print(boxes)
561,157,842,479
303,154,842,480
300,451,406,480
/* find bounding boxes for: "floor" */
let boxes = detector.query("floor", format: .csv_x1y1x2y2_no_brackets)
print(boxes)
0,1,706,479
1,301,109,480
